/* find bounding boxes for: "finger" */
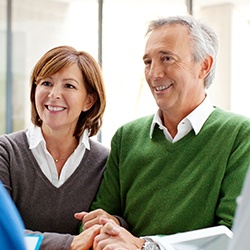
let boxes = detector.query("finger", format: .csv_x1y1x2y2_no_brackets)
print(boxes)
94,232,110,245
97,242,131,250
100,220,121,236
94,235,111,250
71,224,102,250
99,217,115,226
99,214,120,226
83,218,101,230
82,210,100,223
74,211,88,220
83,210,106,229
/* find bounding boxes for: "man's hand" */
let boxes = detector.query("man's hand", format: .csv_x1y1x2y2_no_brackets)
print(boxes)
93,218,144,250
74,209,120,230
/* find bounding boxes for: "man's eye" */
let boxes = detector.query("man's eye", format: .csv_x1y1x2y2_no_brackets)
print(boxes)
143,59,151,65
163,56,172,61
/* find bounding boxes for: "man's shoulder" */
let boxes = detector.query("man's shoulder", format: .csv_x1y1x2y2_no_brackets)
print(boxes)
212,107,250,123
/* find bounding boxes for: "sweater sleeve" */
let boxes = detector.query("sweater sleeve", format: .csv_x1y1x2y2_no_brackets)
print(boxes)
215,119,250,228
91,128,124,216
25,230,74,250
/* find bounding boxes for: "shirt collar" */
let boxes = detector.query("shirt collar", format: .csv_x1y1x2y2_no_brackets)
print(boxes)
186,95,214,135
27,126,90,150
150,95,214,138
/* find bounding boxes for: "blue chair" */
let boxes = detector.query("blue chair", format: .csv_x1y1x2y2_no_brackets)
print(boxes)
0,181,26,250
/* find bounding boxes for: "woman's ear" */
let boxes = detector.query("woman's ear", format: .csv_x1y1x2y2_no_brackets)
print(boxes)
83,93,97,112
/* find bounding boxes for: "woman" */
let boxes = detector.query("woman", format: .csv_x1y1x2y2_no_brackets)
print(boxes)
0,45,109,249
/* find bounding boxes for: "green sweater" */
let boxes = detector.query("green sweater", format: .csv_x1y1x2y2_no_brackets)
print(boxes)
91,108,250,236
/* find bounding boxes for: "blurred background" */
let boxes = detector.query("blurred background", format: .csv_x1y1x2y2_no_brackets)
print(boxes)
0,0,250,147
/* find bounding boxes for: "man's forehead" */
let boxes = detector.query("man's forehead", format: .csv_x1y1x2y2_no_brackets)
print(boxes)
144,25,190,53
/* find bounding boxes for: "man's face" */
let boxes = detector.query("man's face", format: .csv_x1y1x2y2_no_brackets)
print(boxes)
143,24,207,117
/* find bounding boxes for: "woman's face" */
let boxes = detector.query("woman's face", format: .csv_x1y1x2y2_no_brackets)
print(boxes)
35,63,95,135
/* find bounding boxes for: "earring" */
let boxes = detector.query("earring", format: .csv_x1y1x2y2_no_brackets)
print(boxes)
83,108,87,112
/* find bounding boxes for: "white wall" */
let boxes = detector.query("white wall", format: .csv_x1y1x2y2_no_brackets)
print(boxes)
196,4,250,117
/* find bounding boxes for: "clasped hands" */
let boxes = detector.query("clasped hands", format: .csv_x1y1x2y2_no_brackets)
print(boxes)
70,209,144,250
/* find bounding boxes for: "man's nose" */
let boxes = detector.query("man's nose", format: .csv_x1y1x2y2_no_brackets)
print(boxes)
148,63,165,80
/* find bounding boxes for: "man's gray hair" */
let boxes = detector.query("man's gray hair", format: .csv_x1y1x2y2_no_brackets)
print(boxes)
146,16,218,89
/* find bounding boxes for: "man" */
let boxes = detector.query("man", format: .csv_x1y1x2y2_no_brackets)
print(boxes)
77,15,250,250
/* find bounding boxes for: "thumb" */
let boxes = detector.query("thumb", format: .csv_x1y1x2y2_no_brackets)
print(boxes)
74,211,88,220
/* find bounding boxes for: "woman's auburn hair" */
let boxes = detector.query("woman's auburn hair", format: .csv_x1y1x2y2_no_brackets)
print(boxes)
30,45,106,138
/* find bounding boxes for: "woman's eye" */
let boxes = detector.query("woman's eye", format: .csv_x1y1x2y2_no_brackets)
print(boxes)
65,83,76,89
41,81,52,87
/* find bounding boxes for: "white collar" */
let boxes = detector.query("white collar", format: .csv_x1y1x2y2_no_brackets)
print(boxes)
150,95,215,138
27,126,90,150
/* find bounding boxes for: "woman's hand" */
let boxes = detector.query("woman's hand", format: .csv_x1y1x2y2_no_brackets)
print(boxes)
70,224,102,250
74,209,120,230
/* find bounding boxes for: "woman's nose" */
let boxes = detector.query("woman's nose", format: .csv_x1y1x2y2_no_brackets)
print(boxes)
48,86,61,99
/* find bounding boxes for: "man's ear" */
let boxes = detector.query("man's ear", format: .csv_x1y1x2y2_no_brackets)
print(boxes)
199,55,213,80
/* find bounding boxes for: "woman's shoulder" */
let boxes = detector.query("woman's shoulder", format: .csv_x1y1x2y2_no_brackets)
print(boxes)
89,139,110,155
0,130,27,144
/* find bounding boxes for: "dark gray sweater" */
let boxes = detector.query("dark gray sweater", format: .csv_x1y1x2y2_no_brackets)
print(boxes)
0,130,109,250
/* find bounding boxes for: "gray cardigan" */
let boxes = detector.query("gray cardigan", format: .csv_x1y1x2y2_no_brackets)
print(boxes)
0,130,109,250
